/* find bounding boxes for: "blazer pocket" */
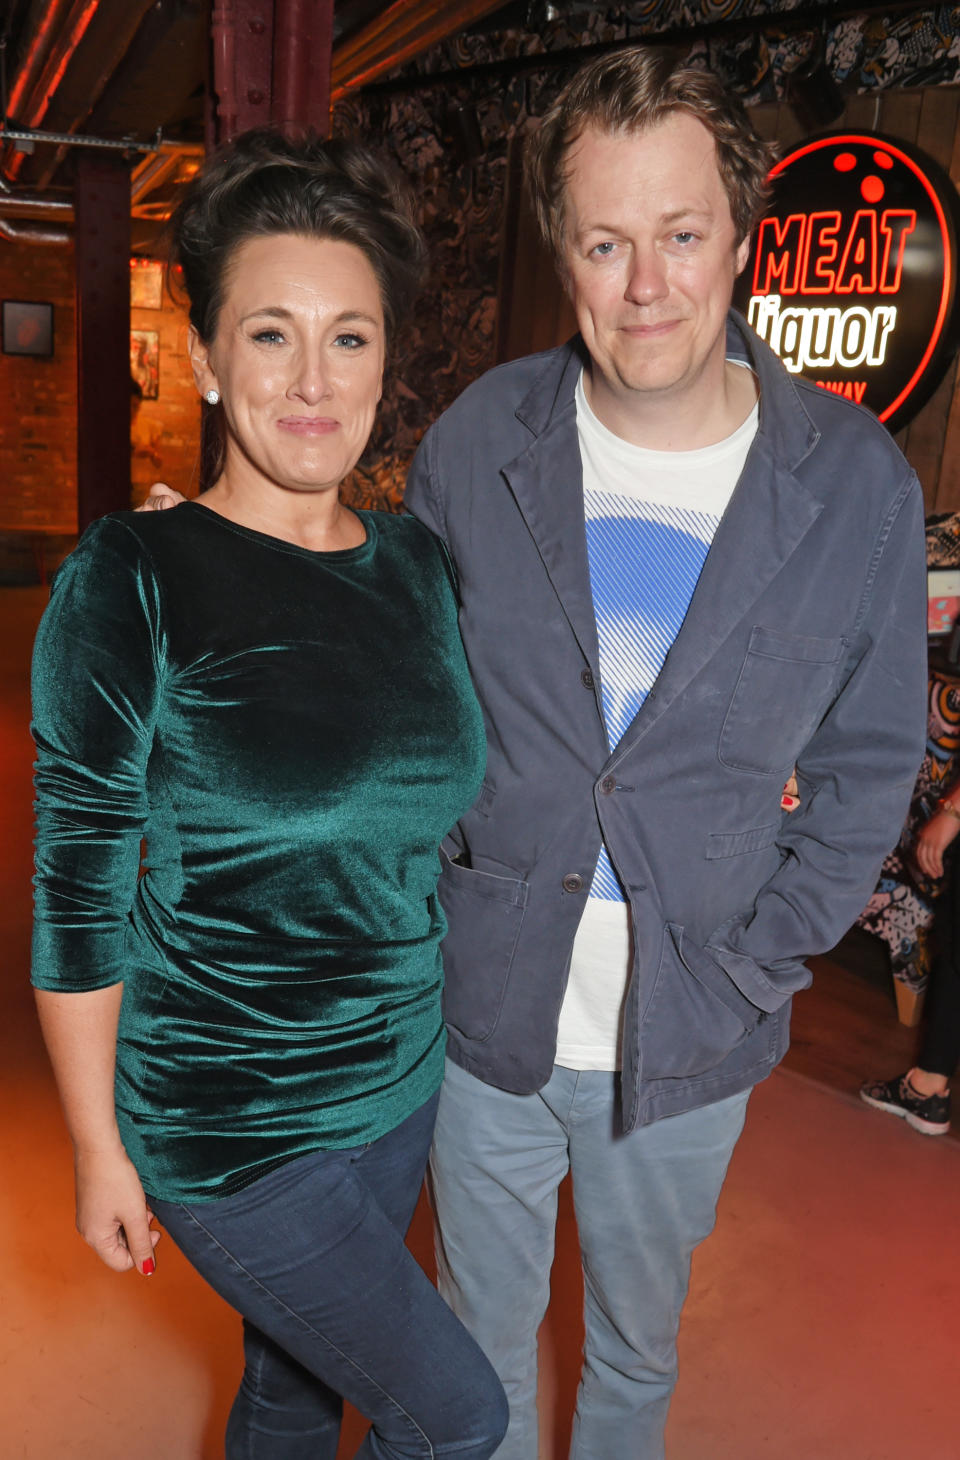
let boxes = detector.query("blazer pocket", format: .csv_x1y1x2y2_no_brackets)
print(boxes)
705,822,779,859
639,923,761,1082
719,627,846,775
437,847,528,1043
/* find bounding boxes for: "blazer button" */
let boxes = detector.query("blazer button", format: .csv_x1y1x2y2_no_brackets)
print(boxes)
599,775,616,794
581,668,595,689
562,873,585,893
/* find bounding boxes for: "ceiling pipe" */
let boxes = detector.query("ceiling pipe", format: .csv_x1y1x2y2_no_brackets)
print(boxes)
3,0,102,182
0,175,72,242
0,191,72,215
0,214,71,244
3,0,78,122
330,0,509,100
33,0,159,189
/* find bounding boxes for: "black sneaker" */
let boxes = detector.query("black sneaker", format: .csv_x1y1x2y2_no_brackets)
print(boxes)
859,1073,951,1136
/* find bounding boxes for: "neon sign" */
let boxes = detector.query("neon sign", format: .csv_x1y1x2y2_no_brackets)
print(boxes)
735,133,960,432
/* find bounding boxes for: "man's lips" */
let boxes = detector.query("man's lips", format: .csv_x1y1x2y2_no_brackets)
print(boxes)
277,416,340,435
619,319,682,337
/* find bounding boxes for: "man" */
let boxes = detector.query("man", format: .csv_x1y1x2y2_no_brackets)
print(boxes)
403,48,927,1459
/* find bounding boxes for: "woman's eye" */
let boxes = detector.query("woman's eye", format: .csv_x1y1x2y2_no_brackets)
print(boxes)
335,332,367,349
252,328,285,345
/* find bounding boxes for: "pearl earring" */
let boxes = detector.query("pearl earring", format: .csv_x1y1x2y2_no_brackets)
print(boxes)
204,389,220,405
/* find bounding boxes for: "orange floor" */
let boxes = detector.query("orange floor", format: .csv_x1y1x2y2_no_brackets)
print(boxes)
3,584,959,1460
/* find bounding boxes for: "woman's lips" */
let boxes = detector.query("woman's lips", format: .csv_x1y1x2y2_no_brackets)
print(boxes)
277,416,340,435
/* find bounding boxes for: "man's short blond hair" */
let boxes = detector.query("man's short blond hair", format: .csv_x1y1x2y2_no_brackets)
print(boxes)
524,47,777,267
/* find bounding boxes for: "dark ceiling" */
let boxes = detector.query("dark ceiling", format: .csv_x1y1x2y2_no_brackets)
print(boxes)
0,0,944,249
0,0,523,245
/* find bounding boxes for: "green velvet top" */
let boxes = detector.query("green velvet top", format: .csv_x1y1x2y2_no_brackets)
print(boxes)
31,502,485,1203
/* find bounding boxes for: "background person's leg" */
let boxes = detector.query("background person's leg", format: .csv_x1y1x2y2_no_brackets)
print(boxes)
154,1094,507,1460
919,867,960,1079
567,1081,750,1460
429,1059,575,1460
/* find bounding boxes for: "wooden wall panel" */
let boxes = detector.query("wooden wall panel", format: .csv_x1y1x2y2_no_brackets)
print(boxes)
876,88,924,143
916,87,959,172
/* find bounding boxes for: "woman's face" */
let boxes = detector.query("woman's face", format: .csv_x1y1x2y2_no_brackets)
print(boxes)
190,232,386,498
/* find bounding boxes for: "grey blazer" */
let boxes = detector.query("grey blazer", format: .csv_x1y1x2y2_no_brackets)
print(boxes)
405,313,928,1129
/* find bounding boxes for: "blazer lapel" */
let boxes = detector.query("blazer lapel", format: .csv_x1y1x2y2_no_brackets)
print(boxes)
502,345,601,672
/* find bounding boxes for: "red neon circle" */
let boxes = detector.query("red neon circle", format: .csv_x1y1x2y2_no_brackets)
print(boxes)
861,174,885,203
873,150,894,170
769,135,953,423
833,152,857,171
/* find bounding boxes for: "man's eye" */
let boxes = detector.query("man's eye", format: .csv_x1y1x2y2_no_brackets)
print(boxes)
591,241,616,257
673,231,696,245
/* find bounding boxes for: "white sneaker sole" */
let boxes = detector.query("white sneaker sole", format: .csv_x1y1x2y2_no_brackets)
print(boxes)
859,1088,950,1136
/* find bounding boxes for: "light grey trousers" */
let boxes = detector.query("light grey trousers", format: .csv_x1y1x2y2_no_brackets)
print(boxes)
429,1058,749,1460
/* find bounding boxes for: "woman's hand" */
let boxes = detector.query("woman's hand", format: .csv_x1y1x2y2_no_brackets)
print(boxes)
74,1145,161,1275
34,986,159,1274
781,772,799,812
137,482,186,511
914,809,960,881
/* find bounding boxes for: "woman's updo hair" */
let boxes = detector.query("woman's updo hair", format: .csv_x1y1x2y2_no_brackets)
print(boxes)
171,128,427,344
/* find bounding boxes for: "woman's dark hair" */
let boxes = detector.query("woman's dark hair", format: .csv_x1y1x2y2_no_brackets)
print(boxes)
171,128,427,345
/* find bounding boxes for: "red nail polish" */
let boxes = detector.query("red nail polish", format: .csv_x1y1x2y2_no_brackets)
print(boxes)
142,1257,155,1276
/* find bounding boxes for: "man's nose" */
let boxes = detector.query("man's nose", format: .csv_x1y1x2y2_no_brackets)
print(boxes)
624,248,669,305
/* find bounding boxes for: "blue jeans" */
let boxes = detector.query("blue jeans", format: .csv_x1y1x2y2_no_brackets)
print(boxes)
152,1091,508,1460
429,1060,749,1460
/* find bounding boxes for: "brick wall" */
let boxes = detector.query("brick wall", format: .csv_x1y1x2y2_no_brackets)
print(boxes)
129,268,201,508
0,242,77,535
0,236,199,580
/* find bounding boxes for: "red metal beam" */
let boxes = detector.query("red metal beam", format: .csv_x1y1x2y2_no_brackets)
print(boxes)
272,0,333,138
211,0,242,142
74,151,133,528
211,0,334,144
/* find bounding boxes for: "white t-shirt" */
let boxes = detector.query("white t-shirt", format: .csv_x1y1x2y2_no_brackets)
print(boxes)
554,369,759,1072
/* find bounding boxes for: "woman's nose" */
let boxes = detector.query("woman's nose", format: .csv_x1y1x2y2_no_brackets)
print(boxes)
290,348,333,404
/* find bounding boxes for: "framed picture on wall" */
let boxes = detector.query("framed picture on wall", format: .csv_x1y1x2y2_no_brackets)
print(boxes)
130,259,164,309
2,300,54,357
130,328,160,399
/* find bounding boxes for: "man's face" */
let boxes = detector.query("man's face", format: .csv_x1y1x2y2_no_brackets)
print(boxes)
561,114,750,422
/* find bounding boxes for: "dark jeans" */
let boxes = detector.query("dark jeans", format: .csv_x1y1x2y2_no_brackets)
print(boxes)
152,1092,507,1460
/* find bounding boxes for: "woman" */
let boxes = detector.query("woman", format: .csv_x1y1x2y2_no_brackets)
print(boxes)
31,129,508,1460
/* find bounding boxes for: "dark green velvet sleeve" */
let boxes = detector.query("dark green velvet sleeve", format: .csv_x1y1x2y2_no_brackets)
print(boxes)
32,517,164,989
